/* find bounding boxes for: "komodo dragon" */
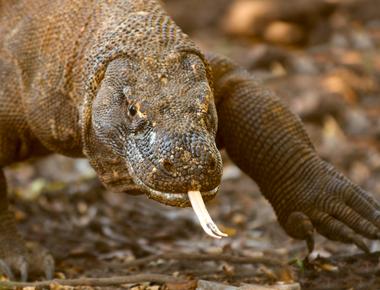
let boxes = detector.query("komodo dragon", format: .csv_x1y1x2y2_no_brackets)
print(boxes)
1,0,380,281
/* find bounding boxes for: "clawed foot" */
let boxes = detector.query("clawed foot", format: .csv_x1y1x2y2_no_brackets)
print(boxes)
279,163,380,253
0,241,54,281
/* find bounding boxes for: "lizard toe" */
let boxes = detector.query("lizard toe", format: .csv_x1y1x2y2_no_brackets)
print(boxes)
25,242,55,280
311,211,369,253
0,255,28,281
352,185,380,211
19,257,28,282
284,211,315,253
323,200,380,239
344,187,380,228
42,253,55,280
0,242,54,281
0,259,14,280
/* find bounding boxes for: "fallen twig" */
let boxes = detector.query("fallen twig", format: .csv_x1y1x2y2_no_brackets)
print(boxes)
0,273,186,289
124,252,285,268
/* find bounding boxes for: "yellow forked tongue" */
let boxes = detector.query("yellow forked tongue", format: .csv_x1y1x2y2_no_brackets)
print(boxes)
188,191,228,239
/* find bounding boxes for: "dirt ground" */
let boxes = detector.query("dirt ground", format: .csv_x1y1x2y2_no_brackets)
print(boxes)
3,0,380,289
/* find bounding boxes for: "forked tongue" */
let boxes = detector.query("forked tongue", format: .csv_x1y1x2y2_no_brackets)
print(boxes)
188,191,228,239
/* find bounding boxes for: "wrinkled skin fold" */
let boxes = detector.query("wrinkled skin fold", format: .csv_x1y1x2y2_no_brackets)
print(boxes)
0,0,379,281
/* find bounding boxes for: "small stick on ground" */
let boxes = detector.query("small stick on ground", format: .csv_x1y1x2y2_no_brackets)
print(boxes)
124,252,286,268
0,274,186,289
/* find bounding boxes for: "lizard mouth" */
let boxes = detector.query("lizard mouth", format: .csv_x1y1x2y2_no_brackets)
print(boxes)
144,185,219,207
132,173,219,207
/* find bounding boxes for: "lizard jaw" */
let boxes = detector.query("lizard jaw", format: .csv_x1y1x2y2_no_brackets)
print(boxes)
144,185,219,207
129,170,219,207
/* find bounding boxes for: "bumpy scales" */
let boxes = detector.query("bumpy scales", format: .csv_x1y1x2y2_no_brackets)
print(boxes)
1,0,380,281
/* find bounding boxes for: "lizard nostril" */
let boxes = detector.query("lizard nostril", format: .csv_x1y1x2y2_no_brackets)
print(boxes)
162,159,175,173
208,156,217,171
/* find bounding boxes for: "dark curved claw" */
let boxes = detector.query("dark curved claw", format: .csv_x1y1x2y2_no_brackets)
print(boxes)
306,235,315,254
347,233,370,253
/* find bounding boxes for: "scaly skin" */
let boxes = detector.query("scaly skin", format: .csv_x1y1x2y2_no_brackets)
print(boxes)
0,0,380,280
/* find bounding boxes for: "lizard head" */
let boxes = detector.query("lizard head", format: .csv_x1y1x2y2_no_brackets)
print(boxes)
88,52,223,207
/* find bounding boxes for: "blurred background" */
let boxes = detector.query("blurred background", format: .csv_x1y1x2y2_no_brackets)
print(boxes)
4,0,380,289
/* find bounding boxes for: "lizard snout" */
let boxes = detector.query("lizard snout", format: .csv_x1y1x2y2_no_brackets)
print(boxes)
128,130,223,196
151,132,222,192
159,149,219,176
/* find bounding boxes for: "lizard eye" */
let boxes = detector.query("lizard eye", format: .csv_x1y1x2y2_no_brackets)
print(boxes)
128,104,137,117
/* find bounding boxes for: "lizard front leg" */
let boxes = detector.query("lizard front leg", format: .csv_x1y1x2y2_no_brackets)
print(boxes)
208,53,380,252
0,169,54,281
